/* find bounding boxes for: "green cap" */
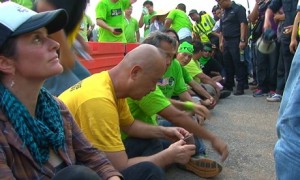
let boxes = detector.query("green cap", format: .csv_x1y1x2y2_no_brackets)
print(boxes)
178,41,194,54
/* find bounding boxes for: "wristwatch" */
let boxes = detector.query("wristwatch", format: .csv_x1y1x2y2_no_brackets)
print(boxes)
240,39,245,42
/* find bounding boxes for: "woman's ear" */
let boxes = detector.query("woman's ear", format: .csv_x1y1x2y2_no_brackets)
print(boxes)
0,56,15,75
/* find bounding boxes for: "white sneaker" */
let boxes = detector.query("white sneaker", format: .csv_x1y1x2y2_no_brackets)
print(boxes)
266,93,282,102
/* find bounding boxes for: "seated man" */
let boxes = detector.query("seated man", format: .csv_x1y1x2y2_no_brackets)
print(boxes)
126,32,228,178
185,41,231,100
176,41,216,109
59,44,195,180
199,43,225,85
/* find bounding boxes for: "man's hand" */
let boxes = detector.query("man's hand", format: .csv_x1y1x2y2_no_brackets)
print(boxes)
283,25,293,35
161,126,189,142
200,98,216,109
290,39,298,53
142,7,149,15
166,140,196,164
193,103,210,119
110,27,123,35
210,136,229,162
239,41,247,50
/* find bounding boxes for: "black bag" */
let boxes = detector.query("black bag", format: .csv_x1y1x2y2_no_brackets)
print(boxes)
252,17,264,42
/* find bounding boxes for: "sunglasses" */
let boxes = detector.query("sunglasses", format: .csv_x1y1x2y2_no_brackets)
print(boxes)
179,46,194,53
203,49,212,53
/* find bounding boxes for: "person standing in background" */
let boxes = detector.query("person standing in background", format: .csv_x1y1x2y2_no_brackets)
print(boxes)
79,13,95,41
149,9,169,33
264,0,297,102
138,0,156,38
218,0,248,95
124,5,140,43
164,3,193,43
248,0,279,97
96,0,137,42
212,5,220,21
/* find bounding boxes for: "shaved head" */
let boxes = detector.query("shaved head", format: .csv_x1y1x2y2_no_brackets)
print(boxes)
109,44,167,99
121,44,167,74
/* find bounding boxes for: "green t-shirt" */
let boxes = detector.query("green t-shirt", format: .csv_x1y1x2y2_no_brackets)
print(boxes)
166,9,192,33
199,56,210,67
158,59,187,98
143,11,156,37
95,0,130,42
122,86,171,140
12,0,33,9
124,16,139,43
181,65,193,84
79,14,94,41
127,86,171,125
184,59,203,83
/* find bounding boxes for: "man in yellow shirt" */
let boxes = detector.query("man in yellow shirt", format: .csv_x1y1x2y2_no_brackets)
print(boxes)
59,44,196,179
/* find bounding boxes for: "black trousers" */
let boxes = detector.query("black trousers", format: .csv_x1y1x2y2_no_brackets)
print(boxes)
223,38,248,90
275,39,294,95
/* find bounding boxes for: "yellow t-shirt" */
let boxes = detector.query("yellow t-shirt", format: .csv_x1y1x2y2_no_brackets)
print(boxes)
184,59,203,83
59,71,134,152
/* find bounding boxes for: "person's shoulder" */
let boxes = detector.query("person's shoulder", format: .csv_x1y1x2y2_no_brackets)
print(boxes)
172,59,182,67
233,1,246,11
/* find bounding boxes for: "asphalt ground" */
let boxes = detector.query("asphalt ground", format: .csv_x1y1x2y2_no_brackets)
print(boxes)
166,87,280,180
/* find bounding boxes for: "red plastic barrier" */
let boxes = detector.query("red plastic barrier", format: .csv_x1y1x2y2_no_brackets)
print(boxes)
79,42,140,74
79,42,125,74
125,43,140,54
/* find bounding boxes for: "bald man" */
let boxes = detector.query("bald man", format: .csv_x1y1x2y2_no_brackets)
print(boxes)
59,44,196,180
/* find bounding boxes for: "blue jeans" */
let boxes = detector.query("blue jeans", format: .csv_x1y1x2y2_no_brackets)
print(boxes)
121,162,165,180
123,137,163,158
53,165,101,180
274,44,300,179
158,119,206,156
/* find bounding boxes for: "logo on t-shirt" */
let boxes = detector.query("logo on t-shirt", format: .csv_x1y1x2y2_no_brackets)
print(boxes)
70,81,82,91
157,77,175,87
111,8,122,16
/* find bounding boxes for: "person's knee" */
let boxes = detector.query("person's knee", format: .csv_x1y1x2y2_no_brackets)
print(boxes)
52,165,101,180
136,162,165,179
122,162,165,180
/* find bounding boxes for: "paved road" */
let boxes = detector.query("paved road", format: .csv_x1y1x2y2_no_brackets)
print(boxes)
166,88,280,180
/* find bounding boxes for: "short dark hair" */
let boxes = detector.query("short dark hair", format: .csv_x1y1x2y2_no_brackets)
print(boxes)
142,31,177,49
161,28,180,43
143,0,153,6
176,3,186,12
192,41,204,54
212,5,220,13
